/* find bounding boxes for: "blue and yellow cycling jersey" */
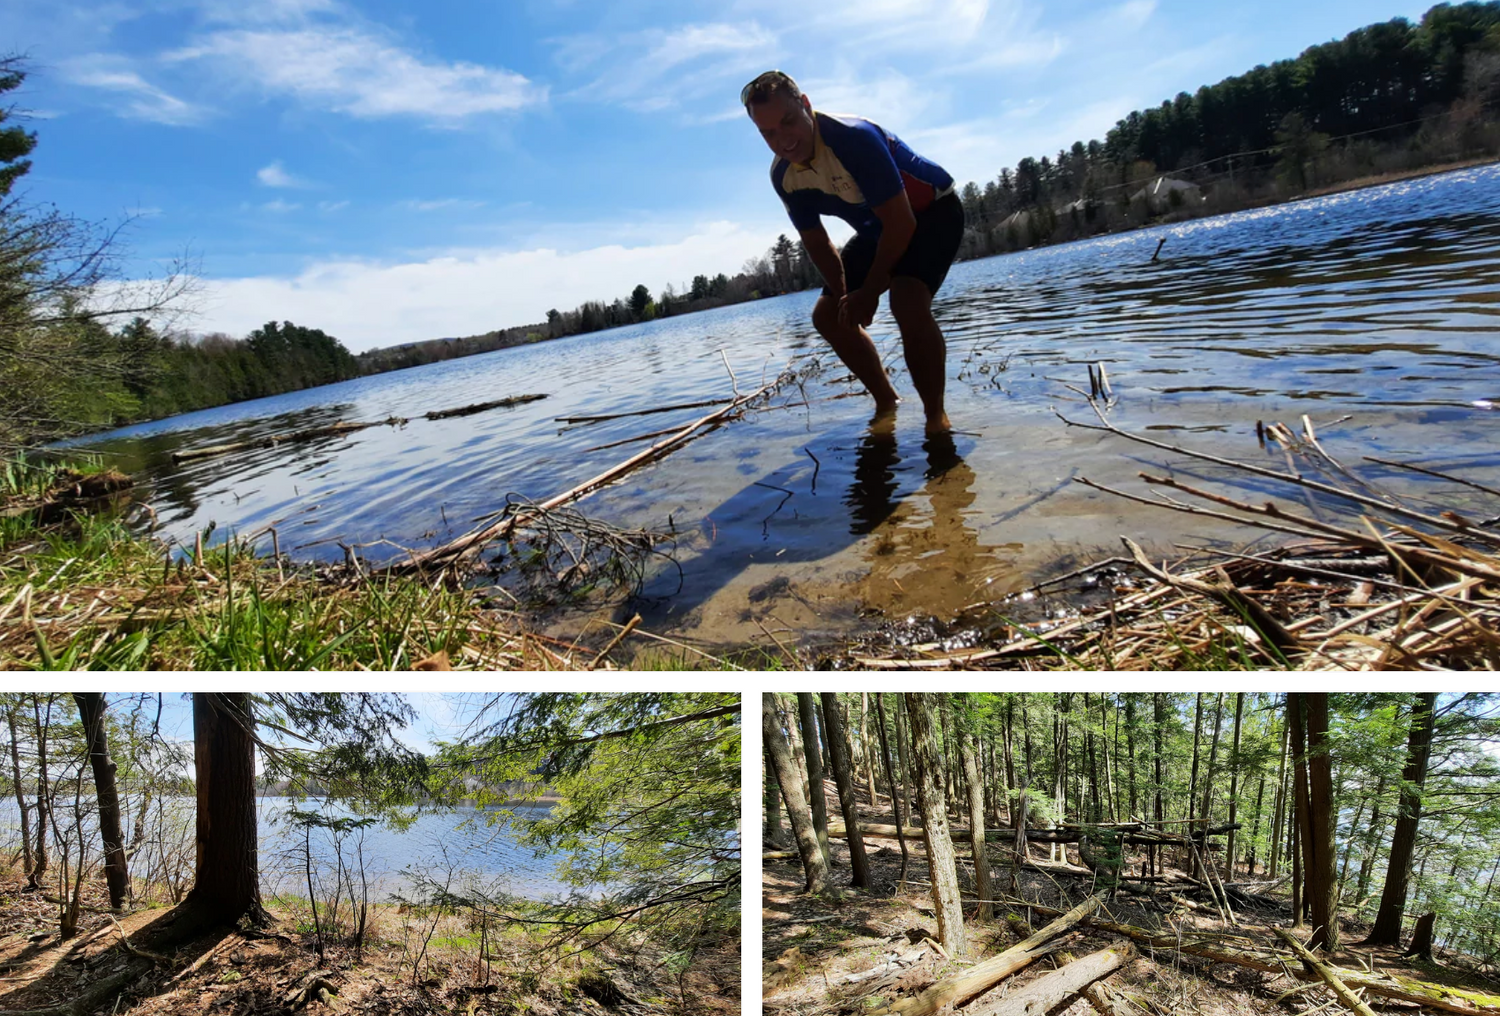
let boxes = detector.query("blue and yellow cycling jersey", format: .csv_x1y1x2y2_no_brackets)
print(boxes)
771,111,955,239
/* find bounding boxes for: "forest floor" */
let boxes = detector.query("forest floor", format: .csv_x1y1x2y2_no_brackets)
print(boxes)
763,797,1500,1015
0,870,738,1016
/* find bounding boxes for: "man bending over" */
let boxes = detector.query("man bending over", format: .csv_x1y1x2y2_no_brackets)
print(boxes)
743,70,964,435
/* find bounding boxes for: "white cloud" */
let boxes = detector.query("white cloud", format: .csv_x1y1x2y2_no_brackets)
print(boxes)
318,200,350,212
561,21,778,111
261,199,301,212
182,219,787,351
401,198,487,212
60,57,209,125
256,160,308,187
166,26,545,121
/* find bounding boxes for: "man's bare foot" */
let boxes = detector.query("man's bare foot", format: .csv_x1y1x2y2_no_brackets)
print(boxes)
925,412,952,436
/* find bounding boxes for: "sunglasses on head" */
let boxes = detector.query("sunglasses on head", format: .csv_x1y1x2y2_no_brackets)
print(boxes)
740,70,794,107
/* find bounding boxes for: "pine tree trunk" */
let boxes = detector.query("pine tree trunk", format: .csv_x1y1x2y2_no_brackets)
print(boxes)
1151,692,1166,877
1366,692,1438,945
955,694,992,922
1002,697,1018,825
820,693,870,889
874,693,910,886
1305,693,1338,951
28,694,53,891
904,693,967,956
1289,692,1312,927
74,693,130,910
861,693,878,808
1124,694,1138,823
1270,712,1290,878
1187,693,1203,878
183,693,266,925
796,693,832,866
763,694,827,894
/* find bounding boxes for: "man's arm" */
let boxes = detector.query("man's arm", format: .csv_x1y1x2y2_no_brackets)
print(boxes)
797,223,848,298
840,190,916,328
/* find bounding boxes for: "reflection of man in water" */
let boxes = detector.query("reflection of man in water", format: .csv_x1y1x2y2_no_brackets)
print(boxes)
846,432,1010,615
742,70,964,435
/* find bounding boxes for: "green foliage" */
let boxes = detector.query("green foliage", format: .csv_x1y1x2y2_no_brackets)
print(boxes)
0,58,36,198
629,283,652,320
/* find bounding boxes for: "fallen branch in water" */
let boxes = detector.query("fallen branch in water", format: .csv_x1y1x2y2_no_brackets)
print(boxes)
171,393,548,463
556,397,732,424
391,371,791,576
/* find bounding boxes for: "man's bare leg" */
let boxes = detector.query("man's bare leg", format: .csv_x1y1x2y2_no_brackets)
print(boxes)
889,277,950,435
812,294,899,413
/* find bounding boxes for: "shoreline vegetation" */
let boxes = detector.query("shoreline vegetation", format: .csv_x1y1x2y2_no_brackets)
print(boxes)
3,385,1496,669
4,3,1500,447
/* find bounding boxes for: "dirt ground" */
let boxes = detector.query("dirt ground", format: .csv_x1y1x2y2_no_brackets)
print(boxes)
0,871,737,1016
763,797,1500,1015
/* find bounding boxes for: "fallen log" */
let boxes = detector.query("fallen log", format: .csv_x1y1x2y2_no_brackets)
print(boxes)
1081,979,1143,1016
424,393,547,419
1274,928,1377,1016
869,893,1105,1016
830,819,1240,847
556,397,732,424
973,942,1133,1016
1016,903,1500,1016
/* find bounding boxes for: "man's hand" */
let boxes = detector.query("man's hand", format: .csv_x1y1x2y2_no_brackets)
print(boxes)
838,287,878,329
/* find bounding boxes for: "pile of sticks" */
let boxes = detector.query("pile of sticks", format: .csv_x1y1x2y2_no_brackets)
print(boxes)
852,400,1499,671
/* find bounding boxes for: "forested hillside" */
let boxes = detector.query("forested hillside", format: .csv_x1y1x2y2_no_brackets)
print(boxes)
765,692,1500,1015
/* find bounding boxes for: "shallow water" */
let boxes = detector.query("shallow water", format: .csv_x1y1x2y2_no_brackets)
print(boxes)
75,166,1500,643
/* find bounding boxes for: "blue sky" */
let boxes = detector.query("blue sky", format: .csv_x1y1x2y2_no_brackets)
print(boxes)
4,0,1426,352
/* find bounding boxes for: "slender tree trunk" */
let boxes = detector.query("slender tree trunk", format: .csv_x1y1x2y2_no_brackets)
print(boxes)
5,699,33,876
874,693,910,886
1124,694,1138,823
1200,692,1224,836
183,693,266,925
1356,775,1388,912
895,694,914,826
1289,692,1313,927
861,693,878,808
763,694,827,894
28,694,53,891
1338,795,1368,901
74,693,130,910
796,693,831,867
1248,753,1268,878
904,693,967,956
1366,693,1438,945
956,694,993,922
1003,697,1018,825
820,693,870,889
1305,693,1338,951
1151,692,1165,877
1187,693,1203,877
1270,710,1290,878
1226,692,1244,880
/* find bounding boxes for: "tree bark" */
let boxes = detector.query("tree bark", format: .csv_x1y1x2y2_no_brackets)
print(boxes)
763,694,827,893
1305,692,1338,951
955,694,993,921
1151,692,1165,877
1274,928,1379,1016
73,693,130,910
5,697,33,876
820,693,870,889
1225,692,1244,881
981,943,1134,1016
1288,692,1312,926
796,693,832,867
764,750,790,848
182,693,266,925
1403,912,1437,962
904,692,967,956
28,694,54,891
870,893,1103,1016
1366,692,1438,946
874,693,910,887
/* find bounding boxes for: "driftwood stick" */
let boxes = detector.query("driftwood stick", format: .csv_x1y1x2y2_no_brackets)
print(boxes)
1364,456,1500,499
171,417,407,464
1059,402,1500,548
555,398,732,424
1074,476,1333,543
869,893,1105,1016
424,393,547,420
1274,927,1378,1016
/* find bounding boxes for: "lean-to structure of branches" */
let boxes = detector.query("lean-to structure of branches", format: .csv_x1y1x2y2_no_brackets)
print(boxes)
0,691,740,1016
764,692,1500,1016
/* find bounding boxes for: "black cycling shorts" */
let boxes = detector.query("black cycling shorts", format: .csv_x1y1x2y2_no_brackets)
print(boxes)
827,191,965,299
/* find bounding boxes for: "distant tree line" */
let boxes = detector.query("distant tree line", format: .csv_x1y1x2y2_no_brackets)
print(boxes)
956,2,1500,255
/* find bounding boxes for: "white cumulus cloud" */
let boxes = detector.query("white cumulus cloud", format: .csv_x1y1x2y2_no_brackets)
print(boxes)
256,160,309,188
166,26,546,121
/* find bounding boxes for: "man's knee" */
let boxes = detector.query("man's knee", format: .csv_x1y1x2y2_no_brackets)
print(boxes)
811,296,842,337
888,279,933,329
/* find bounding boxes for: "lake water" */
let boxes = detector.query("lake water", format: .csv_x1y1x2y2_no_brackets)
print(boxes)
0,797,578,901
75,165,1500,645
